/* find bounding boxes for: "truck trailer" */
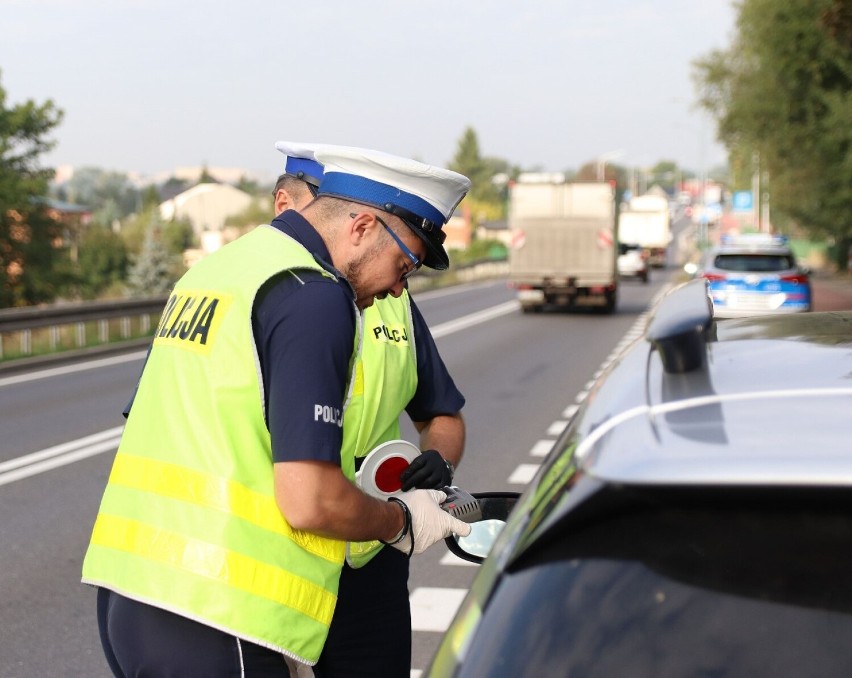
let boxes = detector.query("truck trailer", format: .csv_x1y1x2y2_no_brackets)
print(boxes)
618,192,671,268
508,176,618,313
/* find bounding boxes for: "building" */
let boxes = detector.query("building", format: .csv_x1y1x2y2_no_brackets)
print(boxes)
159,183,254,253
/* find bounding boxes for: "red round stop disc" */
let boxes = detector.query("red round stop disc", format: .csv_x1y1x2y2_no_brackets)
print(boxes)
373,456,410,493
356,440,420,498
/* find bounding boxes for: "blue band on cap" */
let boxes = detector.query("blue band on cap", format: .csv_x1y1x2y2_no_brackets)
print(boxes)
318,173,446,227
285,157,324,184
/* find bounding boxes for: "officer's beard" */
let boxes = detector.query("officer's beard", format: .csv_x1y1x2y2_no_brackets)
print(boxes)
342,242,384,310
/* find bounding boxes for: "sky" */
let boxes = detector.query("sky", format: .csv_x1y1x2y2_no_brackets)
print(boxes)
1,0,737,183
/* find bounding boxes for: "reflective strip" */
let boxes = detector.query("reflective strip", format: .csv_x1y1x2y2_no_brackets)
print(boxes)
91,513,337,626
110,452,342,563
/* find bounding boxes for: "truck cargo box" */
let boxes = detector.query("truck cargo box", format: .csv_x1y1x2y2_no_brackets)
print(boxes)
508,180,618,313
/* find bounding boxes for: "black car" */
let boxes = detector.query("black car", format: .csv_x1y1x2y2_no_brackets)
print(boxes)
429,280,852,677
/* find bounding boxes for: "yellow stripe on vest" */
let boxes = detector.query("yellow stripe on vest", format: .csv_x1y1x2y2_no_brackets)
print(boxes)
90,513,336,626
110,452,343,563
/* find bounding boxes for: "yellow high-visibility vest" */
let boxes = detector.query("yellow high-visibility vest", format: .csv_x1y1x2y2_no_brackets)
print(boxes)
345,290,418,568
82,225,361,665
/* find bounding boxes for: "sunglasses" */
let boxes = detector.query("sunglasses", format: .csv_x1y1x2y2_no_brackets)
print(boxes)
350,213,422,281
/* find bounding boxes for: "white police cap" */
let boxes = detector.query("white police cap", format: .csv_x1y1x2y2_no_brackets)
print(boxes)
313,146,471,270
274,141,324,189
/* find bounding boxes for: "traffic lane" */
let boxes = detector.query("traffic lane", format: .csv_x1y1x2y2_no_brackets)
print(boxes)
0,452,112,677
411,279,515,328
0,356,144,461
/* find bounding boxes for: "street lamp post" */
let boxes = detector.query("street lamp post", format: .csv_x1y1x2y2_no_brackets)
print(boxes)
596,150,625,181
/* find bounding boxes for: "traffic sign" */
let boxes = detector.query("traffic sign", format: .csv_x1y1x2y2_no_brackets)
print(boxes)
732,191,753,212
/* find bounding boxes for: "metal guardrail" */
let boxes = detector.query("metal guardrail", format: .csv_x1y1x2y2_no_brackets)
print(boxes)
0,260,509,368
0,296,167,363
0,297,168,332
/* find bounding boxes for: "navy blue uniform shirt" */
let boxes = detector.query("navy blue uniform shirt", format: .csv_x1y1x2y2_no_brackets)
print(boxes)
256,211,464,465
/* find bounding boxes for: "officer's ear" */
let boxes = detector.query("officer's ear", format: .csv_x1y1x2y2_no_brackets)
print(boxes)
274,188,293,216
347,212,381,248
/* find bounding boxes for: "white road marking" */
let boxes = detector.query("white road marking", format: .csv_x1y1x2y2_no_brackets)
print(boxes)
410,587,468,632
546,420,567,436
508,463,540,485
529,440,554,458
562,404,579,419
430,301,519,339
0,426,123,487
0,350,149,387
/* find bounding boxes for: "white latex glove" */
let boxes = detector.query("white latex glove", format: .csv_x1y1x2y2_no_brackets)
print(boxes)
389,489,472,556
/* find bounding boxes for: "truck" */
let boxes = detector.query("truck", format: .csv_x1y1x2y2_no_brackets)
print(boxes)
508,175,618,313
618,192,671,268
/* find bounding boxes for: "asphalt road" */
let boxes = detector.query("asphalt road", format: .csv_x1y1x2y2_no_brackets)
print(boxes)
2,267,848,677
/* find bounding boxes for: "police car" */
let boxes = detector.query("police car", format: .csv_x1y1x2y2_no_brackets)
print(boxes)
429,281,852,677
693,234,811,317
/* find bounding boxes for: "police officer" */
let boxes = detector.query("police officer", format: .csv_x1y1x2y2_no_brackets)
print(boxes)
272,143,464,677
82,146,472,677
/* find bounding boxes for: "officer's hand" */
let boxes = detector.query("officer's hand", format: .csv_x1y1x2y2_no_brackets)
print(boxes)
388,489,471,556
400,450,453,491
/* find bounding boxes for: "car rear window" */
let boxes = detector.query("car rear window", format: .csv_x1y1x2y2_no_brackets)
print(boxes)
457,498,852,677
713,253,795,272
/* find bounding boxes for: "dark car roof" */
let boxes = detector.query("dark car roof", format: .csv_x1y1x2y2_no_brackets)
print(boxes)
568,284,852,488
492,283,852,570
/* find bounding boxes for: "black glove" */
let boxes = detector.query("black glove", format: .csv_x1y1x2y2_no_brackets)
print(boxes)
400,450,454,491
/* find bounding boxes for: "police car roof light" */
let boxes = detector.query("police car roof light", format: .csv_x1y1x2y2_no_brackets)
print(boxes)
646,279,714,374
720,233,788,247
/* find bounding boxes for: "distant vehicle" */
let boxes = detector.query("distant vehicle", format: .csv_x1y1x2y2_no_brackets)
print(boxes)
692,234,811,317
618,193,671,268
508,176,618,313
430,281,852,678
617,243,649,283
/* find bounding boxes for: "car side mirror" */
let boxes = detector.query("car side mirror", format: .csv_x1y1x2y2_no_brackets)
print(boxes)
444,492,521,564
618,243,629,256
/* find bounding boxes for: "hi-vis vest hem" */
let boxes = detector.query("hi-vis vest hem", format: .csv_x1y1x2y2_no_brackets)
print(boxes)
80,581,319,667
82,225,361,664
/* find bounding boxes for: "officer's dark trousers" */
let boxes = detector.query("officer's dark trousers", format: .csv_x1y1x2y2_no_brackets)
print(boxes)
313,546,411,678
96,587,293,676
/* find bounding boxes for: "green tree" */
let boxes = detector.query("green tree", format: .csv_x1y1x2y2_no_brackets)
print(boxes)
161,217,196,255
126,226,179,297
141,185,161,210
77,224,128,299
694,0,852,262
0,70,67,306
60,167,141,224
119,205,195,259
449,127,508,224
236,174,261,195
449,127,503,204
225,195,274,230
